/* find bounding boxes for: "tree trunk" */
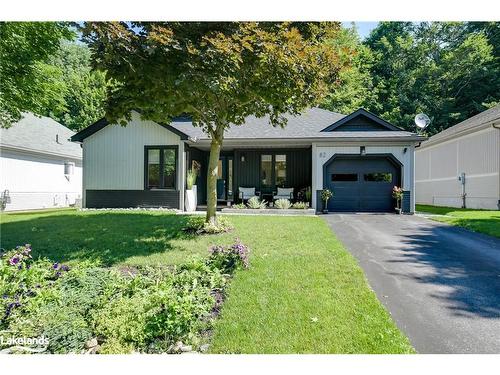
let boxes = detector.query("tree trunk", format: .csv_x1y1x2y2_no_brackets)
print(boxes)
206,128,223,224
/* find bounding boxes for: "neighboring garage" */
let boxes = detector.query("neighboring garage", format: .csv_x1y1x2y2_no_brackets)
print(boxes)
324,155,401,212
416,105,500,210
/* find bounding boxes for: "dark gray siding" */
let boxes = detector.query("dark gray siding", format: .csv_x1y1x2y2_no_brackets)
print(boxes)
233,148,311,199
402,190,411,213
187,146,208,204
332,115,390,131
86,190,180,209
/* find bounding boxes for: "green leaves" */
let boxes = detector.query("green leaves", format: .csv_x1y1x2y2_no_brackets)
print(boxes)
0,22,74,128
360,22,499,134
82,22,344,132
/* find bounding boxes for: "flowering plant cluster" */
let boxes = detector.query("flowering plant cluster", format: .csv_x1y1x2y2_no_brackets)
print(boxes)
0,241,250,354
208,239,250,273
8,244,32,268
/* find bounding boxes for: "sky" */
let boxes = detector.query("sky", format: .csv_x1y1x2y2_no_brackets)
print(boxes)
342,22,379,39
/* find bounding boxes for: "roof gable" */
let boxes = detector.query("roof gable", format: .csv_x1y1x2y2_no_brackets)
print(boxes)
321,109,402,132
70,111,189,142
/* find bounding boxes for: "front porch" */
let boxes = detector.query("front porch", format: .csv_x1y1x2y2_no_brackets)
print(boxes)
186,146,313,208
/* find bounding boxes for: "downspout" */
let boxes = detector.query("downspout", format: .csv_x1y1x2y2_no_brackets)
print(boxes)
493,123,500,209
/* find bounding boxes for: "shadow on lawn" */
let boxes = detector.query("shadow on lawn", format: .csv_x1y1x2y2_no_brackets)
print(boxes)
0,212,194,266
386,223,500,319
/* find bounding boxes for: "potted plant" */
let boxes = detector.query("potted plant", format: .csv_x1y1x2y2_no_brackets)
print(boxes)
392,186,403,214
305,186,312,203
185,168,198,212
321,189,333,214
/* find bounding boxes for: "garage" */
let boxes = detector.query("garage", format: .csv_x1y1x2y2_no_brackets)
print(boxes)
324,155,401,212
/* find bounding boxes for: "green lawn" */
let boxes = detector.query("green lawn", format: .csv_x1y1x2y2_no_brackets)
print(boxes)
0,209,413,353
416,204,500,238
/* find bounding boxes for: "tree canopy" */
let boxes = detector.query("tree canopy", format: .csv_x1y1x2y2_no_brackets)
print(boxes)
321,22,500,134
40,41,110,131
0,22,74,128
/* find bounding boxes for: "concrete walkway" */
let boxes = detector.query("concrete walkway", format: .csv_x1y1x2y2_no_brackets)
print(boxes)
323,213,500,353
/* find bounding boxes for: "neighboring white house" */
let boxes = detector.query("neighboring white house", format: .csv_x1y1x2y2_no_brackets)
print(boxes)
415,105,500,210
0,113,83,211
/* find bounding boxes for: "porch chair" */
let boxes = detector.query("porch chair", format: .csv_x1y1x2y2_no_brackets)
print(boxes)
273,187,294,202
238,187,260,202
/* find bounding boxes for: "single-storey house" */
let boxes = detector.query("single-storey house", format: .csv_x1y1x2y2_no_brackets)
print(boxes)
415,105,500,210
70,108,425,213
0,113,83,211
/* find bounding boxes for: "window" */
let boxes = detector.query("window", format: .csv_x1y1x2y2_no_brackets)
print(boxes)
275,154,287,187
364,173,392,182
261,154,272,187
145,146,177,189
332,173,358,182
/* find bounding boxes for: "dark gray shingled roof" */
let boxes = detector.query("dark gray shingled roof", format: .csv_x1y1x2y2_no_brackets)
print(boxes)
420,105,500,148
0,113,82,159
70,107,424,143
169,107,421,140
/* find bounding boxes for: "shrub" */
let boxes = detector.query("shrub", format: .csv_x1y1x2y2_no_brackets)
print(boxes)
232,203,246,209
186,168,198,190
247,197,267,209
184,215,233,234
292,201,309,209
274,198,291,209
207,239,250,274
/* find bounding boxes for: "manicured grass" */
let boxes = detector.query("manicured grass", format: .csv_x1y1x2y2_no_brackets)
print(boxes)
0,209,414,353
416,204,500,238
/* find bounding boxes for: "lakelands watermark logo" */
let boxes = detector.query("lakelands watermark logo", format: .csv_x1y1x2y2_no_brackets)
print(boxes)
0,331,49,353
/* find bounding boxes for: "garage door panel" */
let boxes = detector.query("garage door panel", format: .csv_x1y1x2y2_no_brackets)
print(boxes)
325,156,400,212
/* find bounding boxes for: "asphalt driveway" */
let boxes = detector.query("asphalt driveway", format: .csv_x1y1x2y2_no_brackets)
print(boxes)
323,213,500,353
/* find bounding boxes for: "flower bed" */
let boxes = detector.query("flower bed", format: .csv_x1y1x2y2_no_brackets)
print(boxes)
0,241,249,354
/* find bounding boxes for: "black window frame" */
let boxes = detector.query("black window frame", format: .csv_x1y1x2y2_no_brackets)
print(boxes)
331,173,358,182
144,145,178,190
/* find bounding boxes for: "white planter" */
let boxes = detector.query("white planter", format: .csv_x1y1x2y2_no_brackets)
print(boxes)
185,189,196,212
192,185,197,208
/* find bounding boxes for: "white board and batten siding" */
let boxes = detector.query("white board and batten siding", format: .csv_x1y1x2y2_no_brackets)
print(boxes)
415,127,499,210
82,111,185,208
311,143,416,211
0,149,82,211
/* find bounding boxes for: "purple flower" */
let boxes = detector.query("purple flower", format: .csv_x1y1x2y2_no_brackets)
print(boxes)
52,262,59,269
9,256,20,266
60,264,70,272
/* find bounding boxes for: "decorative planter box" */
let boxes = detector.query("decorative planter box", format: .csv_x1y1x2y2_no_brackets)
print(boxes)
221,208,316,216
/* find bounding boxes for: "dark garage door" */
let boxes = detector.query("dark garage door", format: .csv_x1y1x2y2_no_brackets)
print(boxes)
325,156,400,212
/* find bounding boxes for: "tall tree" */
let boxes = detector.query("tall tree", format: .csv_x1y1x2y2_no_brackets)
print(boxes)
364,22,498,134
0,22,73,128
82,22,346,223
41,42,109,131
321,24,376,114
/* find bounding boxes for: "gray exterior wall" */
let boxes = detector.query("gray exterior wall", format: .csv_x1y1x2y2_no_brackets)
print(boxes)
416,127,500,209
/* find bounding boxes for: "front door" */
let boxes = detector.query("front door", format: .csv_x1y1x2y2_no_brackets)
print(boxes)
217,156,234,201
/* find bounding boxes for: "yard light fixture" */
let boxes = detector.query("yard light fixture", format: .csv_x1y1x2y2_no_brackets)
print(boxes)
360,146,366,156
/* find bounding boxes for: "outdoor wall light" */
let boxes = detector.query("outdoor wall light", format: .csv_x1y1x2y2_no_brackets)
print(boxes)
360,146,366,156
241,154,246,162
403,147,408,153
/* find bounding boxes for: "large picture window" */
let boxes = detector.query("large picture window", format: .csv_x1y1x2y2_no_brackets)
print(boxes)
145,146,177,190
